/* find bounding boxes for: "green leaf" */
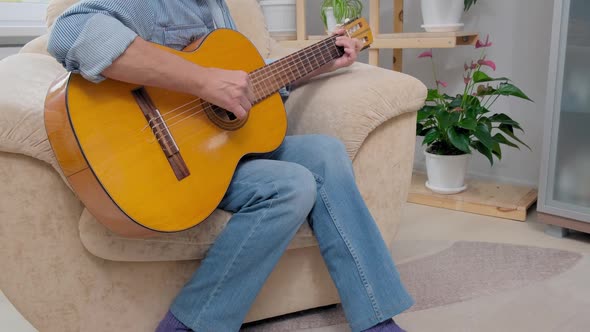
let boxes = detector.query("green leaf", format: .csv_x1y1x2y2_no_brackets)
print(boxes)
471,141,494,165
447,127,471,153
423,128,440,146
463,95,482,107
466,106,479,119
458,117,477,130
493,133,519,149
416,123,424,136
442,93,456,101
417,106,435,122
492,142,502,160
489,113,523,130
436,111,460,130
426,89,441,102
499,124,531,150
449,97,463,109
479,117,492,132
497,83,533,101
473,71,510,84
474,123,495,150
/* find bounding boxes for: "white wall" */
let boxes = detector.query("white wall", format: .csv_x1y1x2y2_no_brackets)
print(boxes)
0,47,20,60
301,0,554,186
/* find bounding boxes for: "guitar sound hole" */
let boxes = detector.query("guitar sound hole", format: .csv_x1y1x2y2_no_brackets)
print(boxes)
212,105,237,122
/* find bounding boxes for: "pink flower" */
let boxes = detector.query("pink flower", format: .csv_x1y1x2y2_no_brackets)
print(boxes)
470,61,477,70
418,50,433,58
436,80,448,88
464,76,471,85
464,62,469,71
476,34,493,49
478,59,497,71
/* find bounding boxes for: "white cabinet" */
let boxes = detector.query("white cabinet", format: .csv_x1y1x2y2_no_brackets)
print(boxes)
538,0,590,236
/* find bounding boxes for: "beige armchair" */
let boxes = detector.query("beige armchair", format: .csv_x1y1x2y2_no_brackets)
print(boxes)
0,0,426,331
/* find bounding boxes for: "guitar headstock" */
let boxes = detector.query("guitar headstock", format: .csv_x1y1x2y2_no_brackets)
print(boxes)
341,18,373,50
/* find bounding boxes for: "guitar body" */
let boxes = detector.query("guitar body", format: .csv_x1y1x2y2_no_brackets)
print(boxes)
45,29,287,236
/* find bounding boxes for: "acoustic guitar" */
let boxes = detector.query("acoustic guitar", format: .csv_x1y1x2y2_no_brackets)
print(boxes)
45,18,373,237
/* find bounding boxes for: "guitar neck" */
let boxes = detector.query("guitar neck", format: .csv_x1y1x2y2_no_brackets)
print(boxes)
250,35,343,102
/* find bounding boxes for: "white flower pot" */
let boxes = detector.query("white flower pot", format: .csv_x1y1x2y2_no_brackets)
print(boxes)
323,7,340,34
259,0,297,40
420,0,465,32
424,150,470,194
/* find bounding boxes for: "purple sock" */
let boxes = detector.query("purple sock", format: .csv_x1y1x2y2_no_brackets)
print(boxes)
155,310,192,332
362,319,406,332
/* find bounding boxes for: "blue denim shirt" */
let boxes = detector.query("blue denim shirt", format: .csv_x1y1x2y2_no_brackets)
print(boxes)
48,0,235,83
47,0,288,98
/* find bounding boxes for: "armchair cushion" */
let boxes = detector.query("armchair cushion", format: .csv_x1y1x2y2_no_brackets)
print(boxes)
79,208,318,262
0,53,65,175
286,62,427,159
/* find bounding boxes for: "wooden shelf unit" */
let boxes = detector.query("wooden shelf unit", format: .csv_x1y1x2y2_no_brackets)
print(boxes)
408,172,538,222
280,0,479,71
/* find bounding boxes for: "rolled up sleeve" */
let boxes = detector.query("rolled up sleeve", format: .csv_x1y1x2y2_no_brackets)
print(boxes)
47,1,153,83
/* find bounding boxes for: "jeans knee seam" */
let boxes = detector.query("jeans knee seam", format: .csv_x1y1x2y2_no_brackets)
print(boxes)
191,183,279,327
319,187,383,322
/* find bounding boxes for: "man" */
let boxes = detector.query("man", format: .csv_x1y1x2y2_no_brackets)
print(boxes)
47,1,413,331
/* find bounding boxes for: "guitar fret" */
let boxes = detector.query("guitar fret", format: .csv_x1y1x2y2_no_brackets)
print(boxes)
311,44,322,68
251,35,342,101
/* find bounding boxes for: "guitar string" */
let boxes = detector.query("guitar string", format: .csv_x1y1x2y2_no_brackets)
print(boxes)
147,42,342,148
152,41,342,149
150,35,339,124
148,51,343,149
140,36,339,133
141,38,342,147
156,45,341,147
145,38,338,135
147,37,340,135
162,40,341,133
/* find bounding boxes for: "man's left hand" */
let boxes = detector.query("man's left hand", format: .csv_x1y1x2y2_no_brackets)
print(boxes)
328,28,363,71
288,28,363,89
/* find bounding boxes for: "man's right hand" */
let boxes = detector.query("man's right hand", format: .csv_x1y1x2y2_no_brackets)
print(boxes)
101,38,256,120
197,68,256,120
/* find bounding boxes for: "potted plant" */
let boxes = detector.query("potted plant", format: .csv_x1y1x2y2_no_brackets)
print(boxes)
416,35,532,194
421,0,479,32
321,0,363,33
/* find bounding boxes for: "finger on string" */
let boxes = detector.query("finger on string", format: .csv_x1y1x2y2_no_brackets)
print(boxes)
235,105,248,120
331,28,346,36
246,85,256,103
240,96,252,112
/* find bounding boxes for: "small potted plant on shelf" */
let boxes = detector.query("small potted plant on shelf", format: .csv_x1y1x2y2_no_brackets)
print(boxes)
416,35,532,194
421,0,479,32
321,0,363,33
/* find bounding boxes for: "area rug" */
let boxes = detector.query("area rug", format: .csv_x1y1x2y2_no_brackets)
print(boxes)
241,241,583,331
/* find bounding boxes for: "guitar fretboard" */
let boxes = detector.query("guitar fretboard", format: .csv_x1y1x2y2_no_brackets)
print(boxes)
250,36,344,102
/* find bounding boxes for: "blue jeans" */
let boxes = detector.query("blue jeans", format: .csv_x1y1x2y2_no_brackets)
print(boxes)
171,135,413,332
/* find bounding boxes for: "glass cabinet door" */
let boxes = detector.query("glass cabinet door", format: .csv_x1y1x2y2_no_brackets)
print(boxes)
540,0,590,223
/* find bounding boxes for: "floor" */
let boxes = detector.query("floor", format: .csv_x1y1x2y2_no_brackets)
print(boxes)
3,203,589,332
303,203,590,332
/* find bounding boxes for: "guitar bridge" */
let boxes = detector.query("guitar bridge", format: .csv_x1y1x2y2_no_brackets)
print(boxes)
132,87,190,181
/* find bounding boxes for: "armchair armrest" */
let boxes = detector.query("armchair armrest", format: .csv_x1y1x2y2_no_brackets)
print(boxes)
285,62,427,160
